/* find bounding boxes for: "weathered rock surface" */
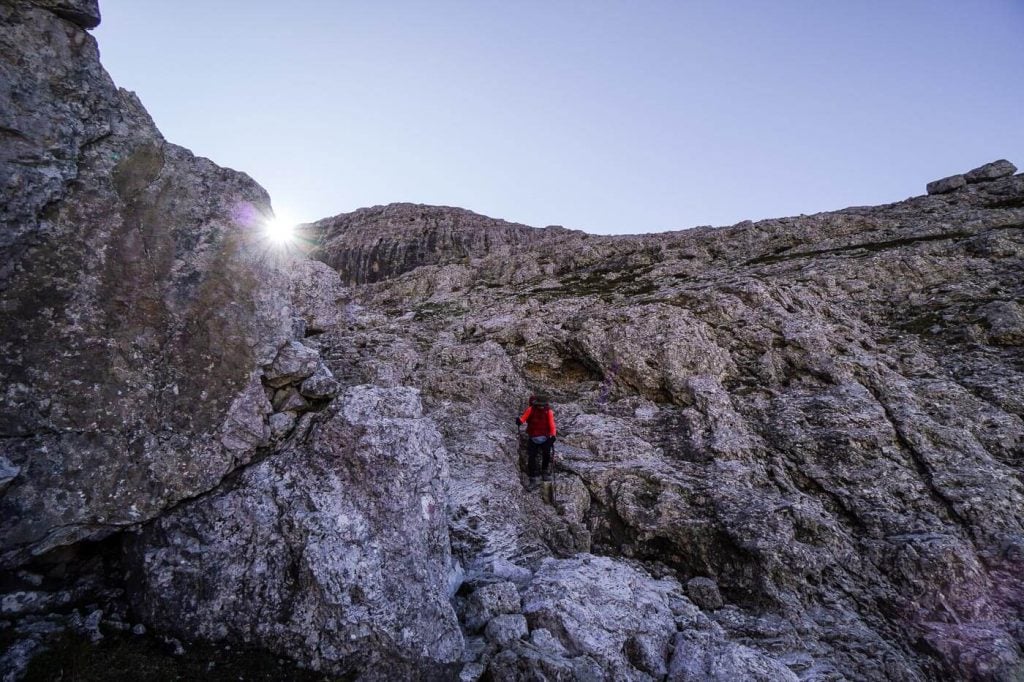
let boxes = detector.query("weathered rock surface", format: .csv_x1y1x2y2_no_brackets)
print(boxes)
521,555,684,678
3,1,1024,680
308,161,1024,680
309,203,569,284
125,386,464,678
0,0,336,570
27,0,99,28
966,159,1017,184
926,173,967,194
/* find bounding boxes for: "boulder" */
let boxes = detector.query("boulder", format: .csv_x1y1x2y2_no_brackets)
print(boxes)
299,363,341,399
926,174,966,194
0,0,329,569
522,555,682,679
485,614,529,648
464,581,522,632
667,631,799,681
264,341,320,387
271,386,309,413
125,386,463,678
965,159,1017,183
267,411,297,439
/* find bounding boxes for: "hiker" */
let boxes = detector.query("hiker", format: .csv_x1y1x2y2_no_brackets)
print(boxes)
516,394,556,486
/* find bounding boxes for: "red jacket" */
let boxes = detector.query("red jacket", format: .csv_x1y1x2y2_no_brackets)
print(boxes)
518,405,556,438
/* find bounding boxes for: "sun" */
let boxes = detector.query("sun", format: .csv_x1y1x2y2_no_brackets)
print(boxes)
264,213,296,244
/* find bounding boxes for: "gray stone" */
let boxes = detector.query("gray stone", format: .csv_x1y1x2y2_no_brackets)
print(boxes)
271,387,309,413
264,341,321,387
459,662,486,682
529,628,568,656
126,386,464,678
132,623,146,636
926,174,967,194
268,411,297,439
30,0,101,28
299,363,341,399
288,259,349,332
218,374,272,456
0,636,46,682
490,559,533,587
965,159,1017,183
464,581,522,632
0,591,72,616
687,576,724,610
485,614,528,648
667,631,799,681
82,608,103,643
0,0,337,569
0,457,19,493
981,300,1024,346
522,555,679,678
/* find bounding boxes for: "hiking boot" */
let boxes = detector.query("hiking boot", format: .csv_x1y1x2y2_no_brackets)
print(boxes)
541,472,552,482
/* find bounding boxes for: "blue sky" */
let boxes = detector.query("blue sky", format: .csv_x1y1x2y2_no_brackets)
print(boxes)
94,1,1024,234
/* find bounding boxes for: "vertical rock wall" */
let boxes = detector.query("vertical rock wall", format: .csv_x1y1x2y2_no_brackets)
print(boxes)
0,0,296,566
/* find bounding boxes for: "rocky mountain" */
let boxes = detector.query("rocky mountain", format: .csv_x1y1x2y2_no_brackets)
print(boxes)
311,203,569,285
2,1,1023,681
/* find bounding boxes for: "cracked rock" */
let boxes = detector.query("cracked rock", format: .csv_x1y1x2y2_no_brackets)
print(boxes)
299,363,341,399
485,614,528,648
686,576,724,611
264,341,321,388
464,581,522,632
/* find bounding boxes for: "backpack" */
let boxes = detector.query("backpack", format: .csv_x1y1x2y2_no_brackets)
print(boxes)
526,403,553,435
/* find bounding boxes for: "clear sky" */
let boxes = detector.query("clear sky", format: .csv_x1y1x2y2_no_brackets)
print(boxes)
94,1,1024,234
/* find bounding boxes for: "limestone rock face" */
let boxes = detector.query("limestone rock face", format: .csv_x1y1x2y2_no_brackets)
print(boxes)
0,0,324,569
309,203,569,284
125,386,464,678
309,161,1024,680
522,555,683,678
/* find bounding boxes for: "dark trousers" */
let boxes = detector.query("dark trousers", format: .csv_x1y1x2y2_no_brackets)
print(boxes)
527,438,553,477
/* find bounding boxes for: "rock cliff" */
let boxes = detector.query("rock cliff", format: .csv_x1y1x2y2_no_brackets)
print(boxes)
2,1,1023,680
292,162,1023,681
310,203,568,285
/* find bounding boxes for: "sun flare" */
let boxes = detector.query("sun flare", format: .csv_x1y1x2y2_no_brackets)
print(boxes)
262,210,299,245
264,214,296,244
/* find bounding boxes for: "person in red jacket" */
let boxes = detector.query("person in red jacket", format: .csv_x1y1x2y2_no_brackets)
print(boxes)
516,394,557,485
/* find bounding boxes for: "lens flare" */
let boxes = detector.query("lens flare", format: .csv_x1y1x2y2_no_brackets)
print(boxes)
265,215,295,244
266,216,294,242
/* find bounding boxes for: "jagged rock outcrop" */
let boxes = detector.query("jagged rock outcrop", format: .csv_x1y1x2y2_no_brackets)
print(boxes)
1,0,274,567
125,386,464,679
309,203,569,284
928,160,1017,195
308,164,1024,680
0,0,348,571
0,2,345,677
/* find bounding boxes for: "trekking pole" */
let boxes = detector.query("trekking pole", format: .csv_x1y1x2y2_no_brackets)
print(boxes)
550,438,558,505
